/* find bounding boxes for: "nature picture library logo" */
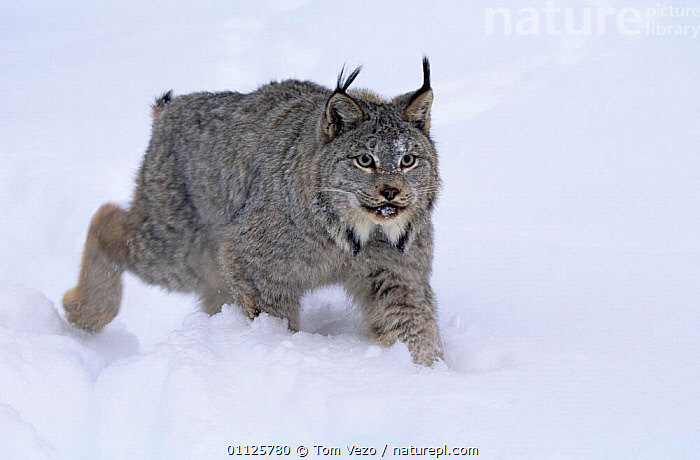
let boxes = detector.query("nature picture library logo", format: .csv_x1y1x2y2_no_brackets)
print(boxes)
486,1,700,38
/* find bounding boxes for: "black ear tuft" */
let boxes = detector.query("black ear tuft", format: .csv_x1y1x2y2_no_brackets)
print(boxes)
336,65,363,93
399,56,433,135
408,56,431,107
324,64,365,141
151,89,174,120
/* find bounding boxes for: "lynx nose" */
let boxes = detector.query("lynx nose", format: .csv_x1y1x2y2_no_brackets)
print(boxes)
380,187,400,201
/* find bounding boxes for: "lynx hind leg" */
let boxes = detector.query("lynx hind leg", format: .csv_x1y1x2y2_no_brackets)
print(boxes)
200,287,262,320
63,203,130,332
194,244,261,319
198,286,255,318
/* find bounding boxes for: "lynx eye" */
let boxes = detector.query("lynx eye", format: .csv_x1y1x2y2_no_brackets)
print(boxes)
356,153,375,169
400,154,416,169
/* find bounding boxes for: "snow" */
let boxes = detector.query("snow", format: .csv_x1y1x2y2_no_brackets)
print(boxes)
1,1,699,459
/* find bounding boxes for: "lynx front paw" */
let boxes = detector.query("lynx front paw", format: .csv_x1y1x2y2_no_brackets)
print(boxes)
406,334,444,367
372,320,443,366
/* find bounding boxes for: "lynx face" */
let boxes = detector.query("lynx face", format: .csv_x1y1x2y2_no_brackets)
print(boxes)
319,124,439,250
315,59,438,254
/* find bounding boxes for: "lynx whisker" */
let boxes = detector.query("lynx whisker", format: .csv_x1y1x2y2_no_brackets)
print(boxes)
317,188,357,197
413,186,440,194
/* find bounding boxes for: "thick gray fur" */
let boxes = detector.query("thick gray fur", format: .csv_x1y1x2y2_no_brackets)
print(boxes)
63,58,443,365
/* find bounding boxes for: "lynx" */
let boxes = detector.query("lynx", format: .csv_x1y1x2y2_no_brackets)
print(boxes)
64,58,442,365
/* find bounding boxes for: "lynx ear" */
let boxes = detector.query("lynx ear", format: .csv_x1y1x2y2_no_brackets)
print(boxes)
324,65,364,140
394,57,433,135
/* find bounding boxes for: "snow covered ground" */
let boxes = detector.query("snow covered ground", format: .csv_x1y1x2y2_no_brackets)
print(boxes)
1,1,698,459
